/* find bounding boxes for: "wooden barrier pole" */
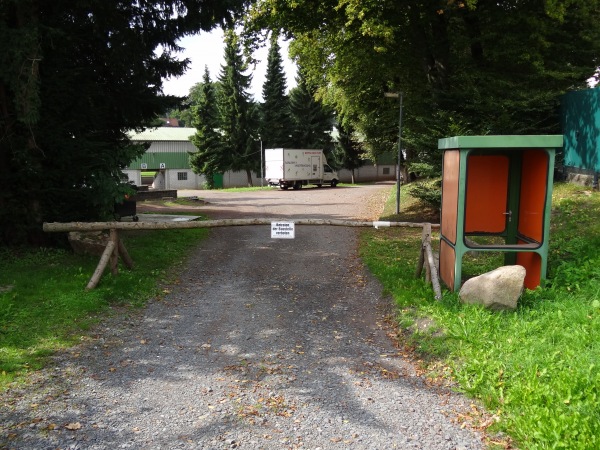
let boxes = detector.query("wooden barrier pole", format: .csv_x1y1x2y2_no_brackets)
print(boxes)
117,238,135,269
424,223,432,283
44,219,441,233
414,223,442,300
86,238,116,290
415,224,428,278
415,245,425,278
424,241,442,300
109,229,119,276
45,219,442,290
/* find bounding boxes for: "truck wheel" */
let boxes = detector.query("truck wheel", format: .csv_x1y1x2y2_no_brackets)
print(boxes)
293,181,302,190
316,184,322,188
331,179,338,187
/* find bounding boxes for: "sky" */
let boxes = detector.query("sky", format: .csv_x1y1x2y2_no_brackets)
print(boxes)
161,28,297,102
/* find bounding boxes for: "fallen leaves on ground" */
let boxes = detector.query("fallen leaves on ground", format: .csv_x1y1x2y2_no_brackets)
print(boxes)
65,422,82,430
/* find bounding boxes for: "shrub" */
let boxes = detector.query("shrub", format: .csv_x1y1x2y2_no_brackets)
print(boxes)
407,179,442,209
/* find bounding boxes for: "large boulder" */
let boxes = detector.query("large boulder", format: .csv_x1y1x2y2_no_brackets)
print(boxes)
459,265,526,311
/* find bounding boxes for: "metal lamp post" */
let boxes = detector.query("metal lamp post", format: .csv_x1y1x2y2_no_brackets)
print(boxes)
259,137,264,187
384,92,403,215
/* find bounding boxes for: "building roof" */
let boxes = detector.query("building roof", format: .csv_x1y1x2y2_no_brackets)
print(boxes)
128,127,196,142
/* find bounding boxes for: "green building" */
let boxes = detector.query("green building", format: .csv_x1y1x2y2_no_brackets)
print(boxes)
561,87,600,186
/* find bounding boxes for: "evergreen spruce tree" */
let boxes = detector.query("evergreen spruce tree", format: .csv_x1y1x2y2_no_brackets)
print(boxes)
190,67,222,189
0,0,244,246
260,32,294,150
217,29,258,186
333,122,363,183
289,71,335,156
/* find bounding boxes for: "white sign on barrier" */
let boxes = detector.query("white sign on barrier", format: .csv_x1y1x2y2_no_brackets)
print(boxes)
271,221,295,239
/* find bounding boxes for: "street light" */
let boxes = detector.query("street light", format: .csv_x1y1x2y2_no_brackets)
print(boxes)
384,91,403,215
260,137,264,187
255,136,264,187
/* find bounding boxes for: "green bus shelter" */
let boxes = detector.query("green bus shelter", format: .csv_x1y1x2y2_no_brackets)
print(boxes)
438,135,563,291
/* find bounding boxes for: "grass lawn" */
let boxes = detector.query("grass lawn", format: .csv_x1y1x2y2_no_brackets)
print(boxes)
0,228,209,388
360,182,600,449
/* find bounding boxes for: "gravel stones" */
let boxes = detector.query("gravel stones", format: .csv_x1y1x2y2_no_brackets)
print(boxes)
1,185,485,449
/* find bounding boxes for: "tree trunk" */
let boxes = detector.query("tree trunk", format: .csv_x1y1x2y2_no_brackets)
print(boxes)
408,5,450,94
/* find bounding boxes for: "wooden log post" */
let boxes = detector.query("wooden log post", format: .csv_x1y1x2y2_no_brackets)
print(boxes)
415,224,428,278
117,238,135,269
109,229,119,276
423,223,432,283
424,240,442,301
86,237,116,290
415,222,442,300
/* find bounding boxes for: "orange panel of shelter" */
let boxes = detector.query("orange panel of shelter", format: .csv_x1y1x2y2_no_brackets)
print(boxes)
516,252,542,289
464,155,509,233
441,150,460,244
518,150,548,243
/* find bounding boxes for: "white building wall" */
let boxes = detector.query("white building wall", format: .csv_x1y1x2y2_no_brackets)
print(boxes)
165,169,205,189
222,171,262,188
338,164,396,183
122,170,141,185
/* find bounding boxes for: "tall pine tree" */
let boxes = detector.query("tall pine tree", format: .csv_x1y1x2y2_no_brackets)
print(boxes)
218,29,258,186
289,70,335,156
260,32,294,150
0,0,245,245
190,67,223,189
333,122,363,183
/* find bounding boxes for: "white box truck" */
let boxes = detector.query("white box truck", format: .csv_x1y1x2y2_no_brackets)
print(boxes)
264,148,339,190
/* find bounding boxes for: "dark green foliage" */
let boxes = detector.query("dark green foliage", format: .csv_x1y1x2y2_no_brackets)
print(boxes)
333,122,364,178
217,29,259,185
289,71,335,154
405,161,444,206
406,179,442,209
246,0,600,168
0,0,245,246
167,82,208,127
260,32,294,150
190,68,223,189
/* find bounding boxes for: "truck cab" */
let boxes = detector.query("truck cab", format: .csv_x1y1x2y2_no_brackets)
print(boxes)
320,164,338,187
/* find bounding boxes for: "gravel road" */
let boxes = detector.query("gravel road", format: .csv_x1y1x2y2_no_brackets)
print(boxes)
1,184,486,449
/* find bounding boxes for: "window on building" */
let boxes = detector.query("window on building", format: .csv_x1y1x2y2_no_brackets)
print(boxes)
382,167,390,175
177,172,188,181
